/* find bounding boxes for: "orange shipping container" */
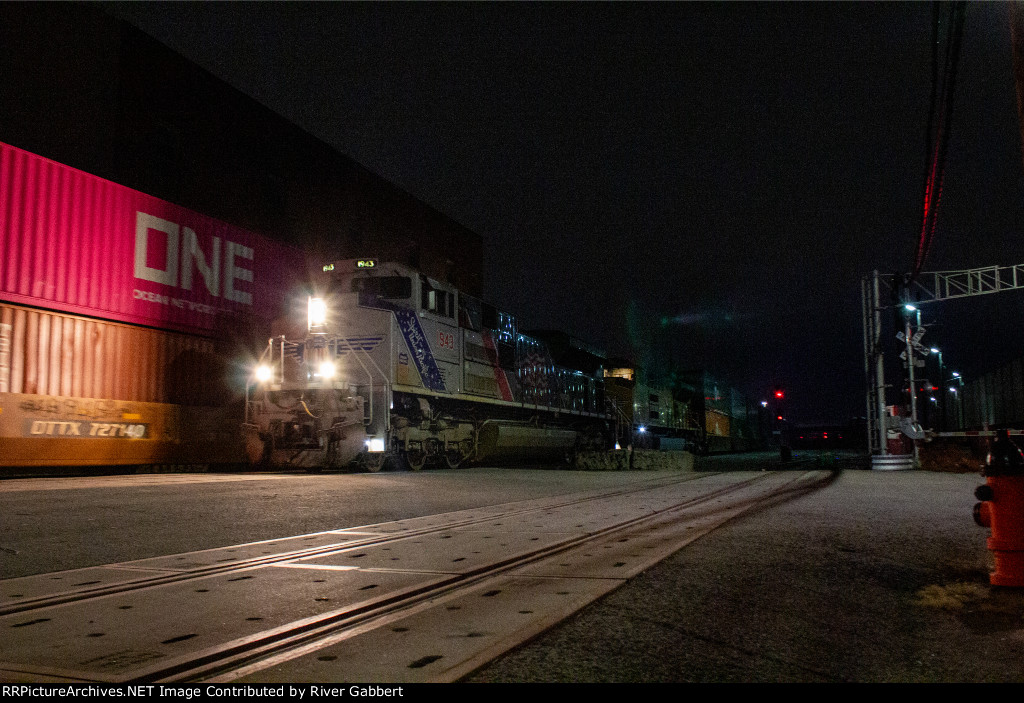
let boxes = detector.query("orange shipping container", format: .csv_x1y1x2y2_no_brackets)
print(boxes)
0,302,218,403
705,409,731,438
0,302,247,467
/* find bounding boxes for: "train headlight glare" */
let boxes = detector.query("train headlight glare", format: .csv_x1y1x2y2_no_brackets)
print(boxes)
319,361,336,379
255,365,273,383
365,437,385,452
308,297,327,328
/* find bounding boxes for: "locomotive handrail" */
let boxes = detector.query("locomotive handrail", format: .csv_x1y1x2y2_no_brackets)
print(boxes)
244,338,277,425
244,336,305,421
607,398,633,448
341,338,390,435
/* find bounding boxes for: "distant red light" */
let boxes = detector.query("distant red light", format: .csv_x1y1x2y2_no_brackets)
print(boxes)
775,390,784,398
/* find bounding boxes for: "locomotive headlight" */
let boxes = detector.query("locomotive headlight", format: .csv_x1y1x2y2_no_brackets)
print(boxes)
254,364,273,383
319,360,336,379
365,437,385,452
308,297,328,329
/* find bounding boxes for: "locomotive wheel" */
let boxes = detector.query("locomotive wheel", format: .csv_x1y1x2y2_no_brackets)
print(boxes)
360,452,387,473
444,440,472,469
405,447,427,471
444,447,463,469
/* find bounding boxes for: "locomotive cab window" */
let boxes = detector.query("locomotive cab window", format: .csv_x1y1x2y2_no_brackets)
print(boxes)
420,276,455,318
351,275,412,300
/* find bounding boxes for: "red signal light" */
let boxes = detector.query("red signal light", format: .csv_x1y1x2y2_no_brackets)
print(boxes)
775,389,784,399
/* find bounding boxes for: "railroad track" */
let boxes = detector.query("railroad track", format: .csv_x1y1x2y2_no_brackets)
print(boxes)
0,469,836,684
0,472,708,617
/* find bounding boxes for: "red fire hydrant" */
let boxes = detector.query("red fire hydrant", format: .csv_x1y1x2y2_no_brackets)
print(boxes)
974,429,1024,587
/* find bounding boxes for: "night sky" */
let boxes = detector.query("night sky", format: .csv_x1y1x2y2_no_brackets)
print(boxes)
108,2,1024,426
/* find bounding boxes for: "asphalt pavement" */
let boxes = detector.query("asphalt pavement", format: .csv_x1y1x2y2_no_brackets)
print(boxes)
466,457,1023,683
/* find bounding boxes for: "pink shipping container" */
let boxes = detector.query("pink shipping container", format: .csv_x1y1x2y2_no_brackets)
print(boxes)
0,141,305,337
0,142,308,468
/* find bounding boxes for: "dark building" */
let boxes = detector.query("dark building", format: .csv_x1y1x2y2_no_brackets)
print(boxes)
0,2,482,295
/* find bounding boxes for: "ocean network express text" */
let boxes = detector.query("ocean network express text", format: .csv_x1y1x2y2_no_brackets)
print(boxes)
133,210,256,314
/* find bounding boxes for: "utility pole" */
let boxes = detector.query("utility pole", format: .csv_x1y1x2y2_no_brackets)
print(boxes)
862,270,888,456
873,272,887,453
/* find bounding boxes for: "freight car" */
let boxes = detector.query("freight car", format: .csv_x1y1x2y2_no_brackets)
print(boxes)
962,357,1024,432
602,367,764,454
243,259,615,471
681,371,764,453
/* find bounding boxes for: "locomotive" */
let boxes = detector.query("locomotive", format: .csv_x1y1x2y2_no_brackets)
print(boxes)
242,258,618,471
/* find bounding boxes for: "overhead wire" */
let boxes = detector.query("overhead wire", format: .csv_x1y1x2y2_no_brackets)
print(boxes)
918,3,940,261
911,2,967,283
